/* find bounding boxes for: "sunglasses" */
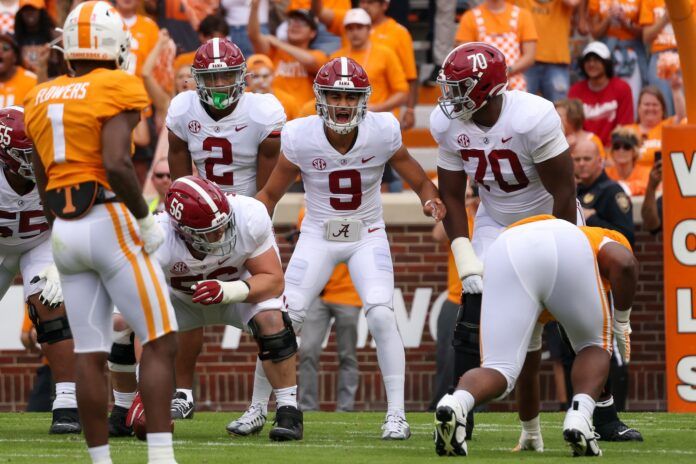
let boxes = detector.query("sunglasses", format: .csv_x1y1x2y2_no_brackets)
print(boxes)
612,143,635,151
153,172,171,179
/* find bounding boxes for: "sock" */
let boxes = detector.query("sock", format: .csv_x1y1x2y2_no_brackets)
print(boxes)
453,389,475,415
251,359,271,414
366,306,405,412
87,444,112,464
521,415,541,435
113,390,136,410
135,363,140,383
274,386,298,408
147,432,175,463
570,393,596,420
593,395,619,425
52,382,77,409
176,388,193,403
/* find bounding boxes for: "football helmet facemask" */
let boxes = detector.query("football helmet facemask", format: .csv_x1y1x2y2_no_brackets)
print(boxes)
314,56,371,134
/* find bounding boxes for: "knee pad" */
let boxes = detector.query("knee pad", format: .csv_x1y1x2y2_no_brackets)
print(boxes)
527,323,544,352
108,331,136,371
452,294,481,357
249,311,298,363
28,301,73,344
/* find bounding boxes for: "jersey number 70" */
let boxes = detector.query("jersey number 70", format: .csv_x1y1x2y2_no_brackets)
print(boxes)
460,149,530,193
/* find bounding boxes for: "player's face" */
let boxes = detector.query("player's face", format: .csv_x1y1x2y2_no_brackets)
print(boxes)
287,17,316,45
345,24,370,48
199,69,243,89
0,42,16,75
175,66,195,94
359,0,386,21
324,90,361,124
638,93,664,127
583,55,606,79
247,66,273,93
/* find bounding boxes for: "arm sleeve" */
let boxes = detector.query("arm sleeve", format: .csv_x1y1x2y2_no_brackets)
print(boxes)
455,12,477,43
165,93,187,140
280,125,299,166
531,108,570,163
254,95,287,141
248,201,276,258
107,73,149,118
385,113,403,155
437,147,465,171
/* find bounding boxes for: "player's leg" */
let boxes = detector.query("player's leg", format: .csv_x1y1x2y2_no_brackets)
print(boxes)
513,323,544,452
298,299,333,411
347,231,408,439
331,302,360,412
107,313,137,436
171,327,203,420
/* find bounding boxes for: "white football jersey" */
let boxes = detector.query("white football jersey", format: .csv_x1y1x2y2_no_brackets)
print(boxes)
155,194,277,300
432,90,569,226
282,112,402,229
0,169,49,255
166,91,286,197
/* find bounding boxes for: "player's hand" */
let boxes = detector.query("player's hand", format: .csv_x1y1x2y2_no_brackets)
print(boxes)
462,274,484,294
31,264,63,308
192,280,250,305
423,198,446,222
137,213,164,254
613,309,632,362
451,237,484,293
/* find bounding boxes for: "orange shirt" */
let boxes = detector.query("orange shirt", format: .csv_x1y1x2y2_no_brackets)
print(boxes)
587,0,641,40
298,99,316,117
124,14,160,77
0,67,37,108
173,51,196,72
515,0,573,64
605,164,651,195
370,18,417,81
270,48,327,107
638,0,696,52
330,43,408,106
622,117,681,167
456,4,538,44
288,0,350,10
24,69,149,191
274,88,300,121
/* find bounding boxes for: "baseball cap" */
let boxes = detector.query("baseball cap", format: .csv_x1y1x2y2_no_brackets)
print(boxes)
287,9,318,31
247,54,274,72
19,0,46,10
582,41,611,60
344,8,371,26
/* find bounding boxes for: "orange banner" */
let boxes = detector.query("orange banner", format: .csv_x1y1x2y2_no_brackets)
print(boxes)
662,125,696,412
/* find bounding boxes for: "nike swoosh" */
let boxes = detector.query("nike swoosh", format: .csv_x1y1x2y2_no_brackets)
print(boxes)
617,428,636,436
235,125,248,132
362,156,375,163
218,256,231,265
368,227,380,233
502,136,512,143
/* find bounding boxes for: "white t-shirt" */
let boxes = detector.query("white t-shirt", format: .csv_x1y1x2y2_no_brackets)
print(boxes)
220,0,269,26
432,90,569,226
282,112,402,230
166,91,286,197
0,168,49,255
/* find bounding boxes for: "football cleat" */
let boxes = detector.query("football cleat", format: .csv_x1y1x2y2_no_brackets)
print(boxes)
269,405,303,441
170,391,195,420
434,394,468,456
108,405,133,437
513,429,544,452
226,403,267,437
49,408,81,434
381,411,411,440
595,419,644,442
563,410,602,457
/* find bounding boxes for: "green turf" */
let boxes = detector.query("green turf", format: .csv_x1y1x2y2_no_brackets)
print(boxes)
0,412,695,463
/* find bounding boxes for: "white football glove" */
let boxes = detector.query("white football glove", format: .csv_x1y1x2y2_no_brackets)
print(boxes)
137,213,164,255
451,237,484,294
31,264,63,308
613,308,632,363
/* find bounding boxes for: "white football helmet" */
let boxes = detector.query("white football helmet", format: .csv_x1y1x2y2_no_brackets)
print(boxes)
62,1,130,70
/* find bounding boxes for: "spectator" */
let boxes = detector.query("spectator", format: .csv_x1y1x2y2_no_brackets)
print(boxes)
116,0,160,77
605,127,650,195
220,0,269,58
423,0,457,86
330,8,408,114
246,53,300,121
456,0,538,91
573,136,635,245
248,1,326,107
587,0,647,111
287,0,345,54
14,0,59,75
0,0,18,35
568,41,634,147
144,0,202,53
0,33,34,107
147,158,171,213
555,98,607,161
641,158,662,233
640,0,678,115
517,0,579,101
172,14,230,73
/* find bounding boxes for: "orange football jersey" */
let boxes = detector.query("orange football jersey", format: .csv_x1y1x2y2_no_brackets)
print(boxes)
24,69,149,191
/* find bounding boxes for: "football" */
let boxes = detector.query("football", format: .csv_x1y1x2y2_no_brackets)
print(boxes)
127,392,174,441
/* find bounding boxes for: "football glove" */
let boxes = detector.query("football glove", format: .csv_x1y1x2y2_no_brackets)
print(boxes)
192,280,249,305
451,237,484,294
613,308,632,362
137,213,164,255
31,263,63,308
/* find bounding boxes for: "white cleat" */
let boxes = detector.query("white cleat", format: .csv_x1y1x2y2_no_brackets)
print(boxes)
513,430,544,452
434,394,468,456
381,411,411,440
226,403,267,437
563,410,602,457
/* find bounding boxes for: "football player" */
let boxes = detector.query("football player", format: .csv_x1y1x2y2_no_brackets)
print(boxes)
0,106,79,434
234,57,445,440
25,3,177,463
434,216,637,458
432,42,639,445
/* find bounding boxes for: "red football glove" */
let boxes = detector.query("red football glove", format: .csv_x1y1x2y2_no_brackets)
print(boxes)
191,280,224,305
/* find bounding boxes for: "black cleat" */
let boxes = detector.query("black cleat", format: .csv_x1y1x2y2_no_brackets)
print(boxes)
170,391,195,420
49,408,81,434
465,409,474,440
595,419,644,441
108,405,133,437
269,406,303,441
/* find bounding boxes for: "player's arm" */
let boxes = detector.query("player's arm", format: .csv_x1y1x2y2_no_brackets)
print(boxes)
30,148,54,226
255,152,300,216
242,247,285,303
248,0,272,54
256,135,281,192
167,130,193,180
389,145,445,221
438,166,469,240
536,149,577,223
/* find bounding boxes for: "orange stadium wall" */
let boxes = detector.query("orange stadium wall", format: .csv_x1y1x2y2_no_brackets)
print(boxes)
0,219,668,412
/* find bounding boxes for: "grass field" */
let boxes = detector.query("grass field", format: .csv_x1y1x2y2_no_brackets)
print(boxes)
0,412,695,463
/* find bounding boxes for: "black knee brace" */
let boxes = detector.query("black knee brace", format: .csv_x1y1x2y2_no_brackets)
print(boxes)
108,332,136,366
28,301,72,344
249,311,298,363
452,294,482,382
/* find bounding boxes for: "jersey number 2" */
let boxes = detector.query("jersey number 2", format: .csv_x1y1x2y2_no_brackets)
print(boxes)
460,149,530,193
203,137,233,186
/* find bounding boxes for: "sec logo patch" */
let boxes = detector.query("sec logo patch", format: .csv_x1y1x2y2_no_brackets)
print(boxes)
312,158,327,170
188,120,201,134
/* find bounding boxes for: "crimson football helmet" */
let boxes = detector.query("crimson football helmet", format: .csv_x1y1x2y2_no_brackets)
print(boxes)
437,42,508,121
192,38,246,110
165,176,236,256
0,106,34,181
314,57,371,134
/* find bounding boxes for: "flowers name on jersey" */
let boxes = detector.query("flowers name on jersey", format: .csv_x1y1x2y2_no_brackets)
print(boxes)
0,169,49,252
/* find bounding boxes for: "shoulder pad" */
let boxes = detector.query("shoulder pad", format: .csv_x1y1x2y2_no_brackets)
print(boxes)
168,91,197,119
248,93,287,126
233,195,271,243
429,107,452,143
510,92,556,135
